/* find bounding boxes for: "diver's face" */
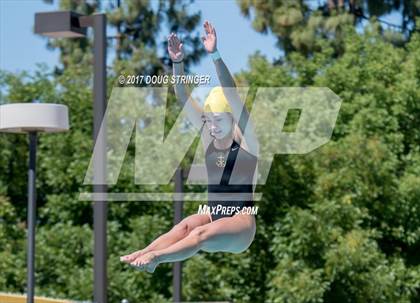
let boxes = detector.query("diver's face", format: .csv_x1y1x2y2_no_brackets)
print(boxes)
204,112,233,139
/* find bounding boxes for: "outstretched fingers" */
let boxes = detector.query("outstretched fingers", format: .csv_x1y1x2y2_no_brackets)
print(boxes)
168,33,174,48
204,20,210,34
174,36,180,48
168,33,182,51
203,20,215,35
210,23,216,37
202,24,210,42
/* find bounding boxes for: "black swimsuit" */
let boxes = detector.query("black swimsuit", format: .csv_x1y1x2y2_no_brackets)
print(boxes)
205,139,258,221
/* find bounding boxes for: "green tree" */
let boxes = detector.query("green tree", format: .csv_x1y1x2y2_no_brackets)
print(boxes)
42,0,205,76
1,2,420,303
237,0,420,56
1,0,205,299
233,23,420,302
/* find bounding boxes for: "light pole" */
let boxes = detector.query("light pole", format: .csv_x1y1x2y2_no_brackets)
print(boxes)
173,168,183,302
0,102,69,303
34,11,108,303
171,164,207,302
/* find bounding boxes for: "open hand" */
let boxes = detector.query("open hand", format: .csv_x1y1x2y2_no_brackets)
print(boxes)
167,32,184,63
201,20,217,53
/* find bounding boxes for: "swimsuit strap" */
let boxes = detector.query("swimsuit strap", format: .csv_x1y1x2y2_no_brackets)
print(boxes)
219,105,249,186
220,140,240,186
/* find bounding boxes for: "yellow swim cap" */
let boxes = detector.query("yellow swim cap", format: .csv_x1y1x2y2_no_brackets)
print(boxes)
203,86,232,113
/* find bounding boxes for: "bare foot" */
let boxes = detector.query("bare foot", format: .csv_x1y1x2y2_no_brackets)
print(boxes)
120,249,146,264
130,252,160,273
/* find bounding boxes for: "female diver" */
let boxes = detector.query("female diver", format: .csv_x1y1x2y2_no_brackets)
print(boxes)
120,21,259,273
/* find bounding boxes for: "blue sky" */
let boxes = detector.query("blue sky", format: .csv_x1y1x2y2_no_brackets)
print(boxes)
0,0,402,95
0,0,279,86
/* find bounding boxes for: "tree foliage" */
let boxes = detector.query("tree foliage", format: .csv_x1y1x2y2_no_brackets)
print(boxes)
1,2,420,303
237,0,420,56
42,0,205,76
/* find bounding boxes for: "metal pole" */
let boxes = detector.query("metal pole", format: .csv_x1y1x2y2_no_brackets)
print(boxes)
92,13,107,303
173,168,183,302
27,131,37,303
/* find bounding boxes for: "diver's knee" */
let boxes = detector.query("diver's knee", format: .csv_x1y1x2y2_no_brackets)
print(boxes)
172,222,190,237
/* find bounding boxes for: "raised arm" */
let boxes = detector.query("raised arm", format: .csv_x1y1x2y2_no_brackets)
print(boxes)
201,21,259,156
168,33,204,131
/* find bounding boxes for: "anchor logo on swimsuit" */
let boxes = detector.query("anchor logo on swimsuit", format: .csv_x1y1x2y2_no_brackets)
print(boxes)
216,153,226,168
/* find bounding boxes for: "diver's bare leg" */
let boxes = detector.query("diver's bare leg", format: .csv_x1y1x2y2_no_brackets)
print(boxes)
120,214,210,263
131,214,255,273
